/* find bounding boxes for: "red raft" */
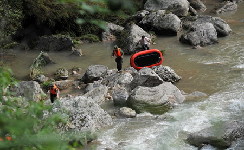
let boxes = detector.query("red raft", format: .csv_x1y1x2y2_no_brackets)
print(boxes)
130,49,164,70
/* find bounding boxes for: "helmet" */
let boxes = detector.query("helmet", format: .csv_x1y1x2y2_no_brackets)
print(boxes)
114,45,118,49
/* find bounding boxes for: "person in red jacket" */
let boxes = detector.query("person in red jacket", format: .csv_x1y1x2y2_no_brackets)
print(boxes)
48,84,60,103
112,45,124,72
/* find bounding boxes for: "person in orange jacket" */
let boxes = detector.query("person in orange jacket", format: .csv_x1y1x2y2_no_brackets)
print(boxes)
48,84,60,103
112,45,124,72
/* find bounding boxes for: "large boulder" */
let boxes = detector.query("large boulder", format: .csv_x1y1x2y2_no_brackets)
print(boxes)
54,68,69,80
187,121,244,149
130,67,164,90
144,0,190,17
115,24,151,54
84,85,108,105
182,15,232,37
188,0,206,12
53,95,113,132
128,82,185,114
102,71,134,90
81,65,108,83
152,66,181,83
53,80,74,90
34,35,73,51
112,86,129,106
9,81,45,101
140,11,181,35
102,23,124,42
179,22,218,47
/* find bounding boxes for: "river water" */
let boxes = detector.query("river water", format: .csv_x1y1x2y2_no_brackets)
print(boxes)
0,1,243,150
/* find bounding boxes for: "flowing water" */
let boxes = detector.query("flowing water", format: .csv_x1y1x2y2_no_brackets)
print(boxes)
0,1,244,150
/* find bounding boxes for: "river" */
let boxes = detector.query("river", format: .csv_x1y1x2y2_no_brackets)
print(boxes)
0,1,243,150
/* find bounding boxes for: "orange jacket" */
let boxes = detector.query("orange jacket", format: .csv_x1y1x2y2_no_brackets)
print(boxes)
113,48,123,57
50,85,59,94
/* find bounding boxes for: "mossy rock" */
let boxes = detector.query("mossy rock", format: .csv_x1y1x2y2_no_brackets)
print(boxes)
80,34,100,43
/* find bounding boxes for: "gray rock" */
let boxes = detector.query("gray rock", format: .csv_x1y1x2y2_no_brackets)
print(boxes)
140,11,181,35
179,22,218,47
102,23,124,42
85,80,103,93
53,95,112,132
102,71,133,90
82,65,108,83
128,82,185,114
187,121,244,149
30,51,54,79
115,23,151,54
229,138,244,150
34,35,73,51
188,0,206,12
70,47,83,56
152,66,181,83
182,15,232,37
84,85,108,105
130,67,164,89
112,86,129,106
53,80,74,90
34,74,49,83
55,68,69,80
215,1,238,15
9,81,46,101
144,0,190,17
119,107,137,118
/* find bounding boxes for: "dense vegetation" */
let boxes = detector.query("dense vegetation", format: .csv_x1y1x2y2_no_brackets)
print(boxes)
0,0,144,48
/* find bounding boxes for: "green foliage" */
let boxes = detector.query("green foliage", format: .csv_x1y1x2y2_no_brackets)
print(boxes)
0,67,16,97
80,34,100,43
0,0,23,48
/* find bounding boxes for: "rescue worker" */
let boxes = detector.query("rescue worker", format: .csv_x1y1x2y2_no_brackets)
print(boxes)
48,83,60,103
112,45,124,72
137,35,151,50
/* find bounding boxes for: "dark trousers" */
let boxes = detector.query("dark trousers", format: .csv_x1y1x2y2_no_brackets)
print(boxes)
50,94,57,103
142,44,149,50
115,57,123,71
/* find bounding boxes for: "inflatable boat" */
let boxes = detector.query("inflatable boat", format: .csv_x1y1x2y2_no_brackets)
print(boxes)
130,49,164,70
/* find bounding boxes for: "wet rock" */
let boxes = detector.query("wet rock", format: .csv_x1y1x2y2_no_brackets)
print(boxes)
215,1,237,15
179,22,218,47
55,68,69,80
102,23,124,42
128,82,185,114
112,86,129,106
9,81,46,101
184,91,208,101
140,11,181,35
119,107,137,118
70,47,83,56
84,85,108,105
115,23,151,54
53,80,74,90
187,121,244,149
81,65,108,83
188,0,206,12
130,67,164,90
34,35,73,51
144,0,190,17
152,65,181,83
53,95,113,132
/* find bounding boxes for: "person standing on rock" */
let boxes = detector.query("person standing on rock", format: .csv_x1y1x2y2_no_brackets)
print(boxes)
112,45,124,72
137,35,151,50
48,83,60,103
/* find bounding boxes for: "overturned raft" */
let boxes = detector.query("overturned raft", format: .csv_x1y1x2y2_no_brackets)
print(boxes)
130,49,164,70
